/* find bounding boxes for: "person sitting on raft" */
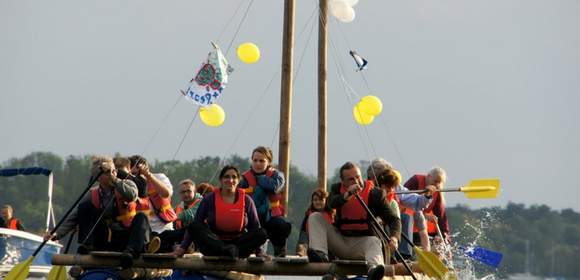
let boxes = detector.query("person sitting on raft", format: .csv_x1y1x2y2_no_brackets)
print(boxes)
296,189,334,257
44,156,151,266
239,146,291,257
367,158,435,260
307,162,401,280
175,165,267,258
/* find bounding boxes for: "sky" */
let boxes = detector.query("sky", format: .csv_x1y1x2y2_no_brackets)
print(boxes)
1,0,579,211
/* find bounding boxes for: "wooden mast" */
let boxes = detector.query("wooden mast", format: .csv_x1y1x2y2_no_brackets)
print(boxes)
317,0,328,191
279,0,296,214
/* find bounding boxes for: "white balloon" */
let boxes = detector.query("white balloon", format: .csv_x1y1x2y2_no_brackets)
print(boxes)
330,2,356,23
342,0,359,7
330,0,358,8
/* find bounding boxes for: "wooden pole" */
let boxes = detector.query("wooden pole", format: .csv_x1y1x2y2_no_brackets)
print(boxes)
279,0,296,216
317,0,328,191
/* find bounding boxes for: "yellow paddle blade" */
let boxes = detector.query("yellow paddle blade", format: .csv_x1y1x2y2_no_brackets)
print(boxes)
414,247,448,280
5,256,33,280
446,271,459,280
47,265,67,280
462,178,500,199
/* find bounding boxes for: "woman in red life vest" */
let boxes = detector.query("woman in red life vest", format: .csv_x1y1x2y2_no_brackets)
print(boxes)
175,165,267,258
239,146,291,257
296,189,335,256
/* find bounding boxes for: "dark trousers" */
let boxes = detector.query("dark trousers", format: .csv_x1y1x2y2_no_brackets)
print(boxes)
263,216,291,248
155,228,186,253
188,222,267,258
78,200,150,254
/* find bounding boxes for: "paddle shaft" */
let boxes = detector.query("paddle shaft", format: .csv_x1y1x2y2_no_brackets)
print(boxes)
32,171,102,256
81,193,116,244
353,194,418,280
395,188,462,195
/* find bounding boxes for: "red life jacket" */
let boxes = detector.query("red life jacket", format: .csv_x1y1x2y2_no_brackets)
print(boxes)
304,210,334,232
214,188,246,240
174,198,201,230
337,180,373,232
242,168,284,217
136,175,177,223
90,187,136,228
402,174,437,234
7,218,19,230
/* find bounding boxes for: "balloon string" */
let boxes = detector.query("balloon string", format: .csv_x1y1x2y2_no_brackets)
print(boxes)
216,0,247,44
172,106,201,161
225,0,256,56
322,8,414,177
141,93,183,156
207,7,319,183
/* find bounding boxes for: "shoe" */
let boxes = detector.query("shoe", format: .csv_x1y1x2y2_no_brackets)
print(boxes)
274,246,287,258
367,264,385,280
147,236,161,253
307,249,329,263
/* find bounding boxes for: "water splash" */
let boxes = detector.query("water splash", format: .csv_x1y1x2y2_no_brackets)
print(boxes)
443,208,500,280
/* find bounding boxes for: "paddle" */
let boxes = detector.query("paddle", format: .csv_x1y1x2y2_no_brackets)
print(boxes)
395,178,500,199
460,246,503,268
352,194,418,280
5,171,102,280
47,231,76,280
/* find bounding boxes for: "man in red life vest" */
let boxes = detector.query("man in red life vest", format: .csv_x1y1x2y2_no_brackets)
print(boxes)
44,156,151,266
307,162,401,280
404,167,450,242
1,205,25,231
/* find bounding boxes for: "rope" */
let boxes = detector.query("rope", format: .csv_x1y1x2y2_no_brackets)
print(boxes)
207,6,320,183
216,0,248,44
225,0,256,56
172,106,201,161
141,93,183,155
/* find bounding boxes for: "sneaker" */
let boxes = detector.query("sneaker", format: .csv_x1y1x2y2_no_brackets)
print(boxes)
307,249,329,263
367,264,385,280
147,236,161,253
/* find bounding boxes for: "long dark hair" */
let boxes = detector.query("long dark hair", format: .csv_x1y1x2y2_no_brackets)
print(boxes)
219,165,241,180
305,189,334,216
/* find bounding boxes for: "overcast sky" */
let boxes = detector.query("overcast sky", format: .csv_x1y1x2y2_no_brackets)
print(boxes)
1,0,579,211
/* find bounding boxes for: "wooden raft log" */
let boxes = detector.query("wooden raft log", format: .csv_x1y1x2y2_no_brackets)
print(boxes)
52,252,425,277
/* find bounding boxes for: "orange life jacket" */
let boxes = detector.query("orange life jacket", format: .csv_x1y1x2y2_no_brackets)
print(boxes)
90,187,136,228
242,168,284,217
337,180,373,232
174,198,201,230
401,175,437,234
135,176,177,223
7,218,19,230
214,188,246,240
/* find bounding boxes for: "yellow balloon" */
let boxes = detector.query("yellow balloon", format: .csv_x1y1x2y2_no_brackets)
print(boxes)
353,103,374,125
237,42,260,64
359,95,383,116
199,104,226,127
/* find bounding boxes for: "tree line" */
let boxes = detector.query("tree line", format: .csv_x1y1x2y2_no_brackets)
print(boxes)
1,152,579,278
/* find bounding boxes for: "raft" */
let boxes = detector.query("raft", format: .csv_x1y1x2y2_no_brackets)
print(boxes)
52,251,434,280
